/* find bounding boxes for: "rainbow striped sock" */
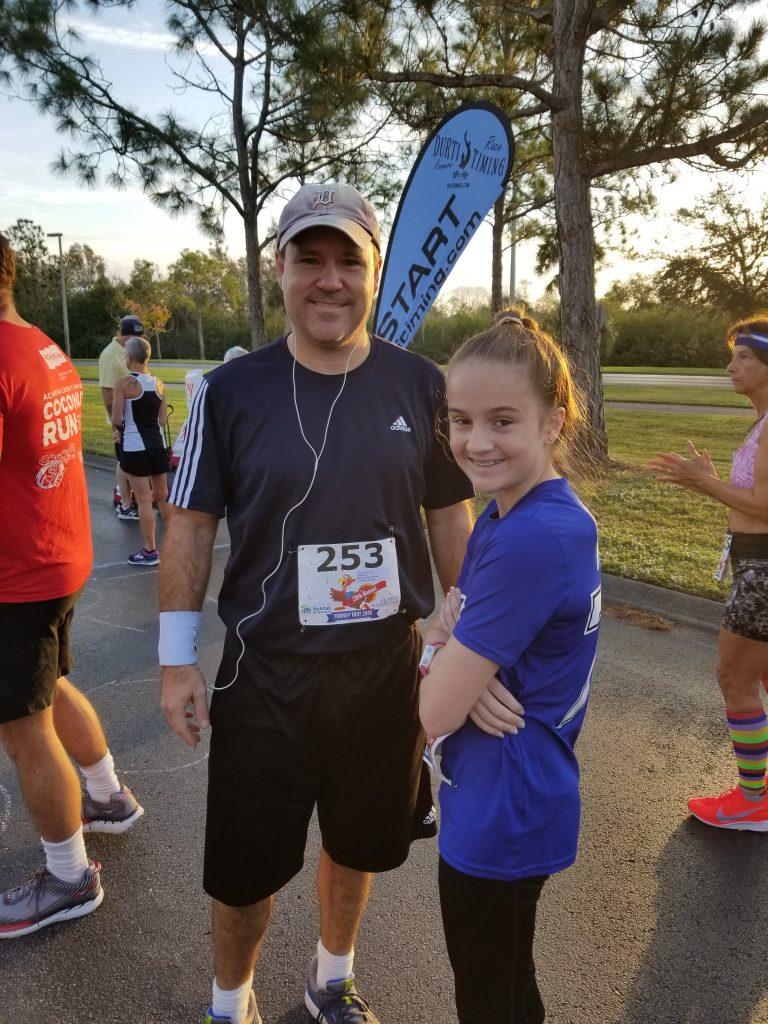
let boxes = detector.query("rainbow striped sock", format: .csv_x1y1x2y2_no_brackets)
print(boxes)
727,708,768,801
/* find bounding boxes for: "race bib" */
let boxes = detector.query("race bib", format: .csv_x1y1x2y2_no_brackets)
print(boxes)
714,532,733,582
298,537,401,626
424,734,454,787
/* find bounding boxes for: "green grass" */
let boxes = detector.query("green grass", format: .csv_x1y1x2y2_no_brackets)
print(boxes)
584,409,754,600
81,384,189,456
81,385,746,601
473,409,751,601
602,365,727,376
81,385,120,458
604,383,748,408
74,363,212,385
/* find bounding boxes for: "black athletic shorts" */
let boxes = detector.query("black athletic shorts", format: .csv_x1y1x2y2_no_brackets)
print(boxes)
119,447,170,478
204,624,429,906
0,588,81,725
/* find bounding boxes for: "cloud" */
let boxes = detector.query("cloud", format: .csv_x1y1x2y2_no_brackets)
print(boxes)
66,18,176,53
3,180,138,207
65,16,233,59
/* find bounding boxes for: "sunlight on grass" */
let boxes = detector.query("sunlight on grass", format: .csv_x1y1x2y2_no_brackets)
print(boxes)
604,384,747,408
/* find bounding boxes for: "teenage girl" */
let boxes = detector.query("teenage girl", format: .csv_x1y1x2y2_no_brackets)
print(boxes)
649,315,768,831
419,311,600,1024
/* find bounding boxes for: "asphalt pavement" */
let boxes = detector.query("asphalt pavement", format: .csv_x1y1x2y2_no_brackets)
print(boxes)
603,373,730,388
1,463,767,1023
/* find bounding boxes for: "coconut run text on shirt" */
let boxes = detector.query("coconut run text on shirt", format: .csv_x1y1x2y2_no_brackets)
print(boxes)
42,383,83,447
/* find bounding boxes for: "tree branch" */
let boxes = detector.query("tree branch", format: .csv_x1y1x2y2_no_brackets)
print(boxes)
172,0,234,65
369,69,561,109
588,106,768,177
587,0,635,37
501,2,552,23
506,100,554,120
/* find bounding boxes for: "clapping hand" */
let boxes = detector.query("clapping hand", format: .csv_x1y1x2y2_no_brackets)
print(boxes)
648,441,716,491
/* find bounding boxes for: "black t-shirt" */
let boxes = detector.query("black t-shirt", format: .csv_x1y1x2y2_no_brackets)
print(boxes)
169,335,474,654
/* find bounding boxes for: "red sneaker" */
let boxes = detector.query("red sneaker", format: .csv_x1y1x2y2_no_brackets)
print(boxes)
688,785,768,831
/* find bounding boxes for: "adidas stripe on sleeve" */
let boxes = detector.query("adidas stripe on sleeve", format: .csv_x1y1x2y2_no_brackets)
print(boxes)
168,378,228,516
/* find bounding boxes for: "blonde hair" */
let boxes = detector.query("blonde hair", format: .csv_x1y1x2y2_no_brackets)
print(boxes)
0,234,16,295
447,308,589,478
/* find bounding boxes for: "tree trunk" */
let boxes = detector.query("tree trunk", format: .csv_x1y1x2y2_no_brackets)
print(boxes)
195,304,206,360
491,193,505,313
154,331,163,360
551,0,606,461
244,206,266,348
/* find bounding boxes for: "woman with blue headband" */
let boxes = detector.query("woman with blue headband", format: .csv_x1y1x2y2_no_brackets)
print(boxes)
650,315,768,831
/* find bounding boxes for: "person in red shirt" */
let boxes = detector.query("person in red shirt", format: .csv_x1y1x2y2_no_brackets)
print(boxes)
0,233,144,938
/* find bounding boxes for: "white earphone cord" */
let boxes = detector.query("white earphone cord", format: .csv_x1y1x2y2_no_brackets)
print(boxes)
213,336,360,691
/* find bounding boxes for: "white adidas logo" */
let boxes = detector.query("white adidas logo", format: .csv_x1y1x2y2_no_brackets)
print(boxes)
390,416,411,432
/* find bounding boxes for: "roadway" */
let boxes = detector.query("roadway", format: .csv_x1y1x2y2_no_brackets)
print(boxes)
0,463,763,1023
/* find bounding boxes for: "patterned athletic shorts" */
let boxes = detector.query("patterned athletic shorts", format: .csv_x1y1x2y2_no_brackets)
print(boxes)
722,557,768,643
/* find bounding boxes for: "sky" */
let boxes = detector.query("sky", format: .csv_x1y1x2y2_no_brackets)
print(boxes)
1,0,766,303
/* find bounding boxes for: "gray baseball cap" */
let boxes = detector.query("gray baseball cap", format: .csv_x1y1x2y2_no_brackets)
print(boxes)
277,183,381,253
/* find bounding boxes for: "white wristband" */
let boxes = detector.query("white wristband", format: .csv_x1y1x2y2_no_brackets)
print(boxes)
158,611,201,666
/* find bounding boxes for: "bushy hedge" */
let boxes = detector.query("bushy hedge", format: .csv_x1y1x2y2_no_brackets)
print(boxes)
409,298,562,364
606,305,732,367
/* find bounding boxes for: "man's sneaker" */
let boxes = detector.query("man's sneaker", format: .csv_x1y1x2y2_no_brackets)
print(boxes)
128,548,159,566
82,785,145,834
116,502,139,521
0,861,103,939
204,992,261,1024
688,785,768,831
305,956,381,1023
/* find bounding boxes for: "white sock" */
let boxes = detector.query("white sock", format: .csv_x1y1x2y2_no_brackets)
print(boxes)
79,751,121,803
316,938,355,989
42,829,89,883
212,976,253,1023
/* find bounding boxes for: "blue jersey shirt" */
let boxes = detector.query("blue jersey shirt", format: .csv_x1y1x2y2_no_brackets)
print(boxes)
169,335,473,655
439,478,601,882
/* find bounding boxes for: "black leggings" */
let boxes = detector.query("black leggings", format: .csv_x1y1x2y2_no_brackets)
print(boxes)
439,857,548,1024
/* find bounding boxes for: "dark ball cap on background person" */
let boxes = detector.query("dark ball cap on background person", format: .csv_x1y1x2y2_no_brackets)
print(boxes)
119,314,145,337
277,183,381,254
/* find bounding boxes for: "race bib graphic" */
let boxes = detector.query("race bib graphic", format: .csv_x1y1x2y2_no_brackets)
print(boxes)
298,537,401,625
36,446,78,489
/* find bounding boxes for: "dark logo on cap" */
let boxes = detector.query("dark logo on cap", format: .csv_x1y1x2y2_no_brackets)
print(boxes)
312,189,336,211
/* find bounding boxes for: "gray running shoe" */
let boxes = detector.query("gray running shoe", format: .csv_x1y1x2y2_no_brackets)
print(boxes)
127,548,159,566
116,502,139,521
0,861,103,939
204,991,261,1024
82,785,145,834
305,956,381,1023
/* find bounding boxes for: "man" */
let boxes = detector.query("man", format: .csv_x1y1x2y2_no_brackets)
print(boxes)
99,314,142,520
159,183,474,1024
0,233,143,937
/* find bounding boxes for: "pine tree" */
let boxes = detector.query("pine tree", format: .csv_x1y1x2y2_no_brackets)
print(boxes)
0,0,401,346
356,0,768,457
